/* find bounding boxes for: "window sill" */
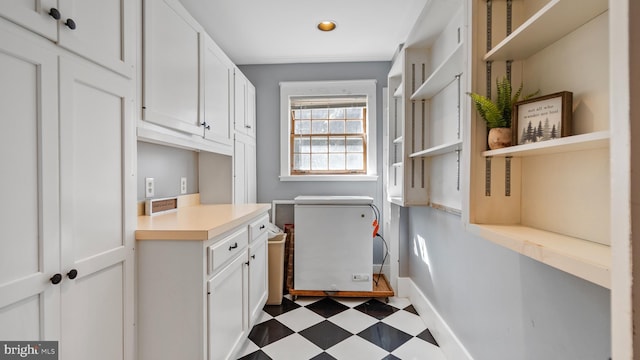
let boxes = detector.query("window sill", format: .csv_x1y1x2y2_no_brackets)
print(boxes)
279,174,379,182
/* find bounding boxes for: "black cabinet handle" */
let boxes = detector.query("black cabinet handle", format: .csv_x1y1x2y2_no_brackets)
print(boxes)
67,269,78,280
244,261,250,266
48,8,61,20
228,242,238,251
64,18,76,30
200,122,210,130
259,225,265,230
245,125,251,129
50,273,62,285
251,254,256,259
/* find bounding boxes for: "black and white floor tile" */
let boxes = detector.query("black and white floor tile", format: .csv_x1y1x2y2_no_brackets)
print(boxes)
236,296,446,360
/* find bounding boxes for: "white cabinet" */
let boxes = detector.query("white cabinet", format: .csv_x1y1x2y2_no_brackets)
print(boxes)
234,134,257,204
0,0,134,77
234,69,256,138
0,19,134,360
208,249,248,360
137,210,269,360
385,0,464,210
141,0,233,154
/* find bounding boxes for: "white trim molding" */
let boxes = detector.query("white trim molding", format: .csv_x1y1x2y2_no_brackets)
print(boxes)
279,79,378,180
397,277,474,360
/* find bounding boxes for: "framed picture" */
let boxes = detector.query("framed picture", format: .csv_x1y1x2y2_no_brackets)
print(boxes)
512,91,572,145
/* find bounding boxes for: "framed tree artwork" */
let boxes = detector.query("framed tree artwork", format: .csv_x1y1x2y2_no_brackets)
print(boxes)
512,91,573,145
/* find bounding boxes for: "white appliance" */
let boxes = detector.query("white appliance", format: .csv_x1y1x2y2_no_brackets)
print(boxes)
294,196,374,292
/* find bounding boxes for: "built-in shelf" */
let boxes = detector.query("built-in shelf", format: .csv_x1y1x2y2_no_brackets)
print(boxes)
392,162,403,168
482,131,609,158
467,224,610,289
410,140,463,158
393,136,404,144
393,83,403,98
484,0,607,62
411,43,463,100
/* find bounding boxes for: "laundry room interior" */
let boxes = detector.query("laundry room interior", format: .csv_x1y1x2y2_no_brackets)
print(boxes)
2,0,637,359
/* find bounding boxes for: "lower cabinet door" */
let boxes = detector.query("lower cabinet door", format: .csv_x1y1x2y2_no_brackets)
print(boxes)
208,249,248,360
248,234,268,328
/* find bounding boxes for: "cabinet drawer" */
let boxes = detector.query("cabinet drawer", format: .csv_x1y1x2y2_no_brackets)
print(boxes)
208,228,248,274
249,215,269,242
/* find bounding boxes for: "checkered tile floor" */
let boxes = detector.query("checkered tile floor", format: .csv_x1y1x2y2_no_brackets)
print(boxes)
236,296,446,360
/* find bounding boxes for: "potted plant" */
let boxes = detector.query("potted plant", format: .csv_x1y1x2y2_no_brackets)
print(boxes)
468,77,538,150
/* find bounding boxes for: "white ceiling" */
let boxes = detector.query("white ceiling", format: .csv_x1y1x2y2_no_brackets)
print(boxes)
178,0,429,65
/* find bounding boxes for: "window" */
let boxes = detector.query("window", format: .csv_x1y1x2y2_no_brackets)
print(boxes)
280,80,377,181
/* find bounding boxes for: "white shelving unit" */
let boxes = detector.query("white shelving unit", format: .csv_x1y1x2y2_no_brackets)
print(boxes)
411,43,464,101
410,140,463,158
467,0,611,288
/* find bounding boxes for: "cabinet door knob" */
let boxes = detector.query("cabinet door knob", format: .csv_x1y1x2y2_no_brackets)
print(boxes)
251,254,256,259
245,125,251,129
259,225,265,230
48,8,61,20
67,269,78,280
64,18,76,30
50,273,62,285
228,242,238,251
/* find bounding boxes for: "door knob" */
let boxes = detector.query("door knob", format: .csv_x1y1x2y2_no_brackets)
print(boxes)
50,273,62,285
64,18,76,30
48,8,61,20
67,269,78,280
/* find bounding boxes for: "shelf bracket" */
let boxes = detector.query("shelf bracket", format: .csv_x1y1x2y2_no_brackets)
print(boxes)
456,150,461,191
506,0,513,36
505,156,512,197
485,156,492,196
456,74,461,139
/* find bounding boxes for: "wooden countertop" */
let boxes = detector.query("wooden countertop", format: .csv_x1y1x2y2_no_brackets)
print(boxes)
136,203,271,241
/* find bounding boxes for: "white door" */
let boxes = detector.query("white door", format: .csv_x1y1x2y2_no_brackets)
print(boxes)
58,56,134,360
203,34,232,145
234,70,248,133
143,0,202,135
208,251,248,360
248,235,267,327
0,24,60,341
234,139,247,204
57,0,134,77
0,0,59,41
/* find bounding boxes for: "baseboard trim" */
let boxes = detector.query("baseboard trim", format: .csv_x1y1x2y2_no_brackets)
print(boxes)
397,277,474,360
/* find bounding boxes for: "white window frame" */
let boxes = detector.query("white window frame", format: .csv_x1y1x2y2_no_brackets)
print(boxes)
279,80,378,182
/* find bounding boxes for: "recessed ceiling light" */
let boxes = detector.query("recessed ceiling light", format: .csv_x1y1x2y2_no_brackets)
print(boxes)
317,20,337,32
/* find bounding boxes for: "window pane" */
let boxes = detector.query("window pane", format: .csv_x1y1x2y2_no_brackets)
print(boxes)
293,154,310,170
346,153,364,170
346,137,363,152
329,120,345,134
329,154,345,170
345,120,363,134
294,120,311,134
294,109,311,119
329,108,345,119
311,138,328,153
311,154,328,170
346,107,363,119
311,108,328,119
311,120,328,134
329,137,345,153
293,137,310,153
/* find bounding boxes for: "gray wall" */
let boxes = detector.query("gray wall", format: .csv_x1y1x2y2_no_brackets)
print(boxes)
137,141,199,200
408,206,611,360
239,62,390,262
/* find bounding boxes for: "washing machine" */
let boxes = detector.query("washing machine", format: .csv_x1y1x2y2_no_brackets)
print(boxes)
294,195,374,292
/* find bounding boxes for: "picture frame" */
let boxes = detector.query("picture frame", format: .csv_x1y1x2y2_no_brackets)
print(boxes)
512,91,572,145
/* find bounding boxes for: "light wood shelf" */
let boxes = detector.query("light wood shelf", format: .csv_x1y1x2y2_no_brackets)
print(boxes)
410,140,463,158
411,43,464,100
482,131,609,158
467,224,610,289
484,0,608,62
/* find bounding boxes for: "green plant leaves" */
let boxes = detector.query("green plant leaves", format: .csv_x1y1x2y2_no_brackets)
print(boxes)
468,77,539,129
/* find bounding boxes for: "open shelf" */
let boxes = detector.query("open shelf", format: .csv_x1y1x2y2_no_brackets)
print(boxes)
484,0,607,62
391,162,403,168
393,136,404,144
411,43,464,100
467,224,610,288
482,131,609,158
393,83,403,98
410,140,462,158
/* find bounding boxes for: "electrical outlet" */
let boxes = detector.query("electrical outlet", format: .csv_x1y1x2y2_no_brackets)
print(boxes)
145,177,154,198
180,177,187,194
352,274,370,282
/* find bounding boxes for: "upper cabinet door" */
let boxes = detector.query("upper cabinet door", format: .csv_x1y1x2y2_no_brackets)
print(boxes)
0,0,59,41
0,0,134,77
203,34,233,145
234,70,248,134
57,0,135,77
143,0,202,136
